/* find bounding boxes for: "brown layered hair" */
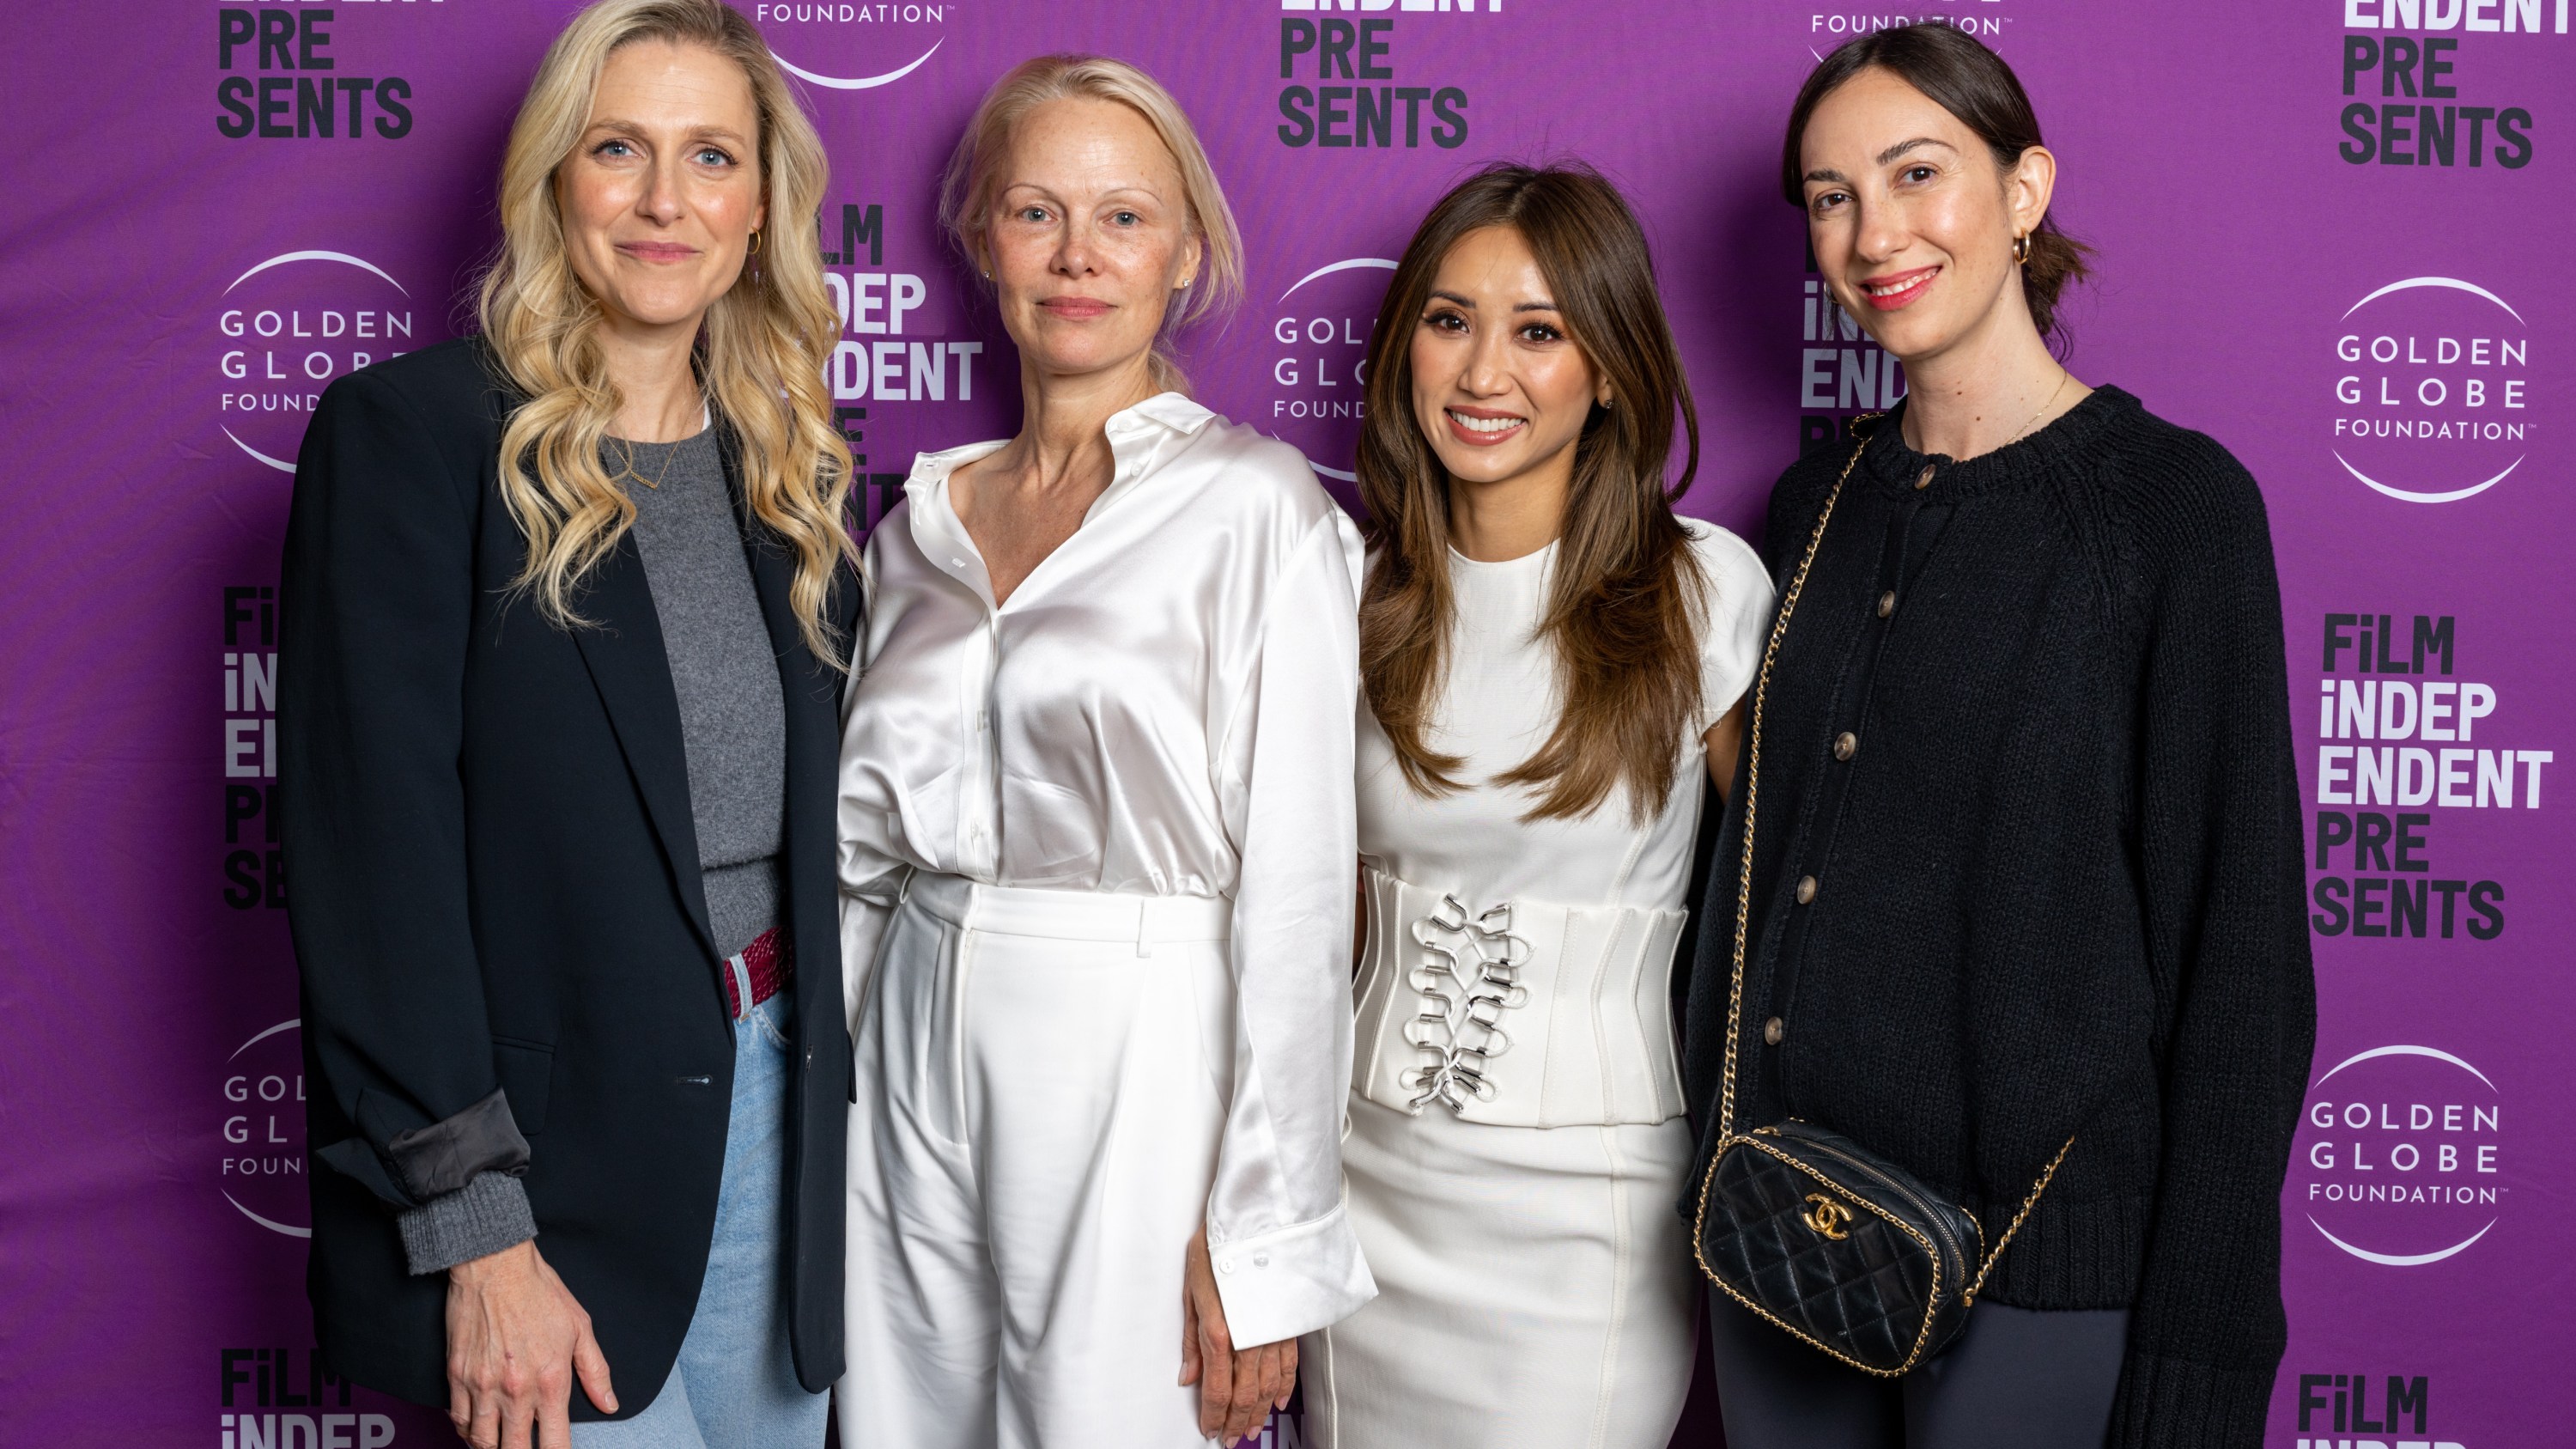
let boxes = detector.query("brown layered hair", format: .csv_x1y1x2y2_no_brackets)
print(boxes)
1783,23,2091,340
1358,162,1705,824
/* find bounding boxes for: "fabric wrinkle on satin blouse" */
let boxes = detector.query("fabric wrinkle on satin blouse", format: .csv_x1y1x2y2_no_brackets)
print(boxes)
835,390,1374,1346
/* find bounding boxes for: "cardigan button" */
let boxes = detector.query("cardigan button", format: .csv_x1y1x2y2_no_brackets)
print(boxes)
1795,875,1819,905
1877,590,1896,618
1763,1017,1784,1046
1914,465,1935,490
1833,732,1857,762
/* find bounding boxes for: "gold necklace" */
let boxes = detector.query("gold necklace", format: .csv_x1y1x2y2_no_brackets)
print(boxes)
611,435,683,491
2003,369,2073,448
609,393,706,490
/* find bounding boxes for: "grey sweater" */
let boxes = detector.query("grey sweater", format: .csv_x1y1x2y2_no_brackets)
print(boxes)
623,427,788,963
397,426,787,1275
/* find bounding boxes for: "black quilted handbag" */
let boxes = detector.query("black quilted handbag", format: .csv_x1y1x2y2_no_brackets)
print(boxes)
1689,419,2072,1377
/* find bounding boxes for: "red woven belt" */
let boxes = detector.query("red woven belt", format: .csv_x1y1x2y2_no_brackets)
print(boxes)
722,928,792,1020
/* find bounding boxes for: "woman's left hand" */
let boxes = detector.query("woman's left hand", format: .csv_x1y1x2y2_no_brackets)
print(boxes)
1180,1227,1297,1446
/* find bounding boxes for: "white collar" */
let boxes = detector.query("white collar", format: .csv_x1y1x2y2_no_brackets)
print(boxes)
901,392,1218,609
904,390,1214,493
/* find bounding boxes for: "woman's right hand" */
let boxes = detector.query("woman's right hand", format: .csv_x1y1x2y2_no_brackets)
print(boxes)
1180,1228,1297,1447
444,1240,616,1449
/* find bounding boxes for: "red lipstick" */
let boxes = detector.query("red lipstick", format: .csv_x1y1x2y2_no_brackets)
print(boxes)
1855,265,1939,312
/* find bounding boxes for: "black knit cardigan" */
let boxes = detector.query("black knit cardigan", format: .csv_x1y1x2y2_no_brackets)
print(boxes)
1679,387,2317,1447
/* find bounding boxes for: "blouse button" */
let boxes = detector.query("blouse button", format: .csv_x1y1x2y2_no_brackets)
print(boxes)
1763,1017,1785,1047
1877,590,1897,618
1833,732,1857,762
1914,466,1935,490
1795,875,1819,905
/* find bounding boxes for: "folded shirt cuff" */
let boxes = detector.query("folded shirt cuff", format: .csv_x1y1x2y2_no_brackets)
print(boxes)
1206,1202,1377,1349
387,1087,532,1202
396,1171,538,1276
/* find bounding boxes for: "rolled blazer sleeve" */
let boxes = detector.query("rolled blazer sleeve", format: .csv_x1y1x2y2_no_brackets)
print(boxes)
279,370,532,1239
1204,509,1376,1348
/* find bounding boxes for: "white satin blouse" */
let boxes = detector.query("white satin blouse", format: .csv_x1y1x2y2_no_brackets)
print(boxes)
835,391,1372,1342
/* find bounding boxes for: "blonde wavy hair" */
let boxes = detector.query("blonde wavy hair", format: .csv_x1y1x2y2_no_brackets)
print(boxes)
939,54,1244,393
478,0,854,662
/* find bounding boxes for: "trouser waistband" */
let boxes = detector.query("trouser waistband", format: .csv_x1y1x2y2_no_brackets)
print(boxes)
903,872,1230,955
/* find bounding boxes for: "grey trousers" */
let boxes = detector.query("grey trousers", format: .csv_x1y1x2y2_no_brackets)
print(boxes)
1707,1293,2129,1449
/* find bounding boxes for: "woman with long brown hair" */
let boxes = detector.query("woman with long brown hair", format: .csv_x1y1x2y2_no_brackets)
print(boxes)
1299,163,1771,1449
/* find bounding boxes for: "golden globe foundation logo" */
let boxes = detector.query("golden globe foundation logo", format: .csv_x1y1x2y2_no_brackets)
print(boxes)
1265,256,1394,502
222,1019,311,1239
2329,277,2530,503
217,250,414,474
755,0,945,92
2295,1044,2503,1268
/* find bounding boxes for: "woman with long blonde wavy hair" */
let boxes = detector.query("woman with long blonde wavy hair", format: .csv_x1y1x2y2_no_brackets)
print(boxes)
278,3,860,1446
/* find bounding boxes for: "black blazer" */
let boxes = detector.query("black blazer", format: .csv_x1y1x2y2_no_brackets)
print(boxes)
279,337,855,1413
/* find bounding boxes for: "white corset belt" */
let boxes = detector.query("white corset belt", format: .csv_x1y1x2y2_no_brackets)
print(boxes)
1352,866,1690,1129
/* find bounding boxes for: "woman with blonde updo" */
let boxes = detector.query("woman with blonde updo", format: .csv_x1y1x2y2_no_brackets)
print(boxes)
280,3,858,1446
834,53,1374,1449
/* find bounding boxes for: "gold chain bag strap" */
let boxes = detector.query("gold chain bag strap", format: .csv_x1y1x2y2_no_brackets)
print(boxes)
1687,417,2075,1376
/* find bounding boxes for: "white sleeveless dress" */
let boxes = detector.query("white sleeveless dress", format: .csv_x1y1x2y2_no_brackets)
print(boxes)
1303,521,1772,1449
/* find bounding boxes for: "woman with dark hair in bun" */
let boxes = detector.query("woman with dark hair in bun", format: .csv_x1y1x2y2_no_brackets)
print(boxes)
1679,24,2313,1449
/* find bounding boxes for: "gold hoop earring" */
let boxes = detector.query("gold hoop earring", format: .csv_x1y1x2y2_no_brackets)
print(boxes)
746,229,762,257
2012,232,2032,267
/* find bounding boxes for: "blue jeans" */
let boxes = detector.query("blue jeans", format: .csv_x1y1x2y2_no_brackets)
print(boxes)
574,995,825,1449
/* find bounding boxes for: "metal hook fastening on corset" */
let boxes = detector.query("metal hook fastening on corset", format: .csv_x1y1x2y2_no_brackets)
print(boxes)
1400,892,1530,1116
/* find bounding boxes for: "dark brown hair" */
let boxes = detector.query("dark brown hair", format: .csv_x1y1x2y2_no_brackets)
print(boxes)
1782,24,2091,338
1357,162,1705,824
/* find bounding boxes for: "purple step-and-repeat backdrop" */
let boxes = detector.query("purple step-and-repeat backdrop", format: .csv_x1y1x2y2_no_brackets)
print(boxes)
2,0,2565,1445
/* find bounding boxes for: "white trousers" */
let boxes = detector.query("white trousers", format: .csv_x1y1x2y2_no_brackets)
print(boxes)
838,874,1234,1449
1302,1095,1698,1449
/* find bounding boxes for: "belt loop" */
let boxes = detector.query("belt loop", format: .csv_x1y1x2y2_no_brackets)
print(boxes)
726,950,754,1021
1136,897,1154,959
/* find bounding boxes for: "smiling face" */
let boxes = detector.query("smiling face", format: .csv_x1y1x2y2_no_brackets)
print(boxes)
556,40,766,340
1797,65,2053,367
1407,224,1607,503
981,96,1201,386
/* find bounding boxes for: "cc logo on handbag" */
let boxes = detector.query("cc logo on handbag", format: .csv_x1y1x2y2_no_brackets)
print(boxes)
1801,1192,1853,1240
